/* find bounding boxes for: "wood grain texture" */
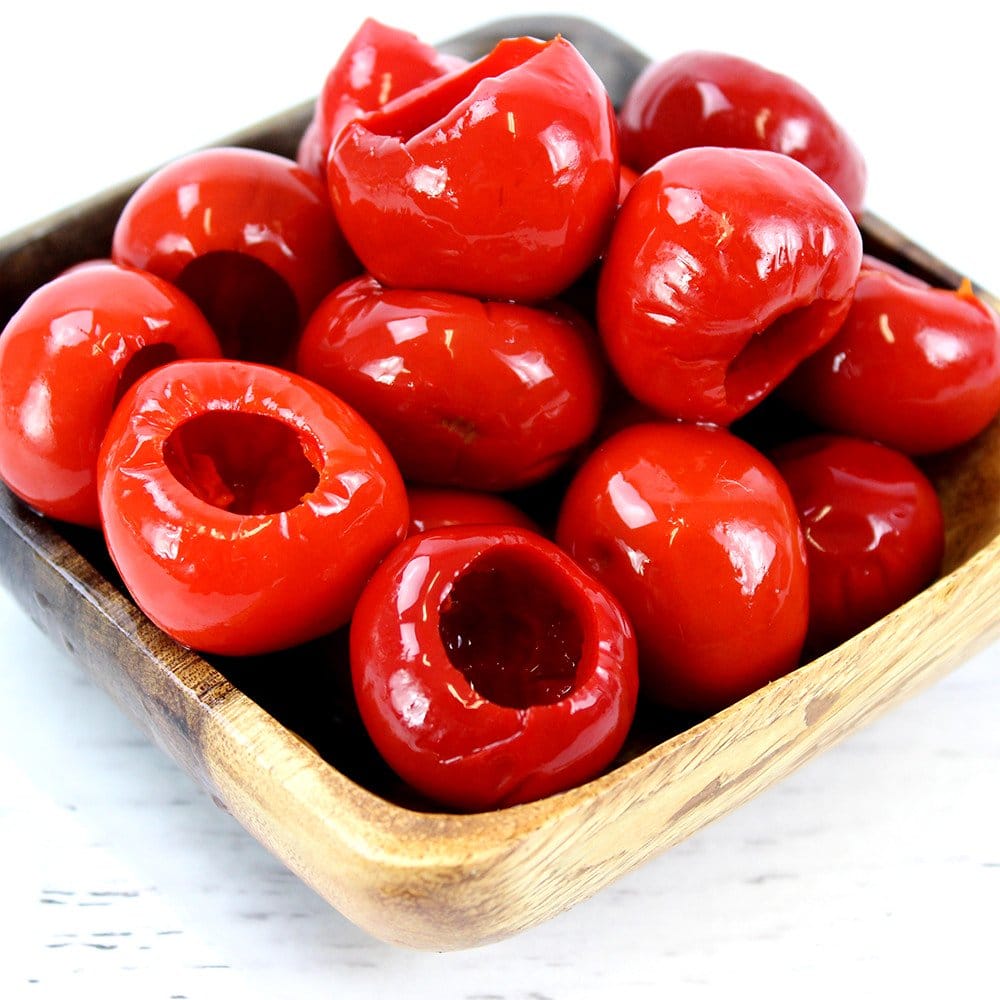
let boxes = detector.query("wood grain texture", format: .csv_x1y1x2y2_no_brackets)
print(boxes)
1,16,998,951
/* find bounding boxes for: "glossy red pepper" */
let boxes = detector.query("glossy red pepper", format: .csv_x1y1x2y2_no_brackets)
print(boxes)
781,258,1000,454
618,50,867,216
327,35,620,301
112,147,358,365
406,487,538,536
0,263,221,527
772,434,944,655
97,359,408,656
597,146,862,426
556,422,808,714
295,274,605,491
350,525,638,810
298,18,465,178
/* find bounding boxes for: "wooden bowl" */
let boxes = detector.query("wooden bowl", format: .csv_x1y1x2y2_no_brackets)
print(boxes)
1,16,997,951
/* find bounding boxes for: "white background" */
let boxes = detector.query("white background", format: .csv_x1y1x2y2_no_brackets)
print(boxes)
2,2,998,997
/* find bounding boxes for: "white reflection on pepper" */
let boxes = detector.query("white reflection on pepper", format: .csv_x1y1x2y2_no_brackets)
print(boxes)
915,327,966,368
307,470,370,517
19,379,53,448
663,185,703,226
395,555,431,616
752,219,804,281
776,117,810,156
389,665,430,726
47,311,91,353
360,355,409,386
607,472,657,530
143,315,171,335
137,475,184,521
616,538,650,576
498,350,553,389
695,80,732,117
155,233,196,258
712,520,777,596
242,223,294,260
176,182,200,219
148,522,182,561
408,164,449,198
387,316,428,344
539,122,580,180
348,47,376,89
446,96,496,141
95,334,128,366
648,245,700,310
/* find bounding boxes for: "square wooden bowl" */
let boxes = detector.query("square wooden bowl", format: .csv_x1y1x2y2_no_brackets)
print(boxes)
1,15,997,951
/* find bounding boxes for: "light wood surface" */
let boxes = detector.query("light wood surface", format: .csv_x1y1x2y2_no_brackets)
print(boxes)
1,16,997,951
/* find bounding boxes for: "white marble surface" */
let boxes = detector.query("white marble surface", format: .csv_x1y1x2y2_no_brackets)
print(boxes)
2,2,999,996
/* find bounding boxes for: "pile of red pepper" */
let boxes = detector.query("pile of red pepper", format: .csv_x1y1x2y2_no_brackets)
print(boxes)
1,20,998,811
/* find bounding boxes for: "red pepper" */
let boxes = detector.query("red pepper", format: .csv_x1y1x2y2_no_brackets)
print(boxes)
350,525,638,810
296,274,605,491
556,422,808,714
327,35,620,301
298,18,464,178
112,147,358,365
97,359,408,656
781,258,1000,454
597,146,862,426
772,434,945,655
618,50,867,216
0,263,221,527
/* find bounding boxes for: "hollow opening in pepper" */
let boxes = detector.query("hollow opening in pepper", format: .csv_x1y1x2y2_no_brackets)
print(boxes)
725,299,834,412
360,37,546,143
438,547,584,708
164,410,319,515
175,251,300,365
